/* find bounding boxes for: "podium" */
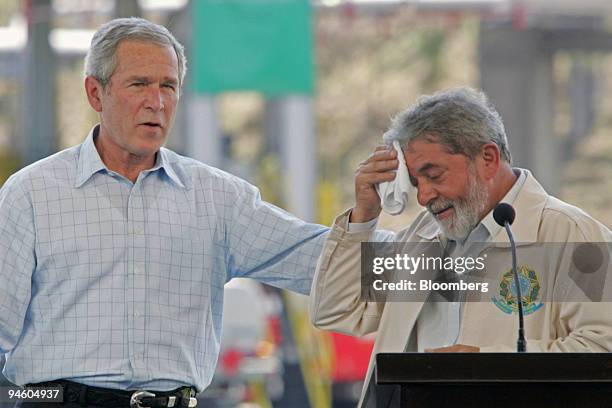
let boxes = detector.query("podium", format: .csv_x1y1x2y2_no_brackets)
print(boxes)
364,353,612,407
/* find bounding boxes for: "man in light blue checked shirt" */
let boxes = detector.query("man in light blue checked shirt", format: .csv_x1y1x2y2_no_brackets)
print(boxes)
0,17,328,408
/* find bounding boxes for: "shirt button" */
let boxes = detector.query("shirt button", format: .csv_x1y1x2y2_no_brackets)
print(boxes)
134,311,140,318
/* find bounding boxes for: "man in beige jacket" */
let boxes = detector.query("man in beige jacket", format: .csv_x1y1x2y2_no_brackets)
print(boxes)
309,87,612,406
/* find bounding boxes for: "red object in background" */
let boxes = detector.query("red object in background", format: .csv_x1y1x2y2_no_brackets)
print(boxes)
268,316,283,345
221,349,243,377
512,1,528,30
330,333,374,382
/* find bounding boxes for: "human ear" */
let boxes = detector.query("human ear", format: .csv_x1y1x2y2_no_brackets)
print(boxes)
477,142,500,180
85,76,104,113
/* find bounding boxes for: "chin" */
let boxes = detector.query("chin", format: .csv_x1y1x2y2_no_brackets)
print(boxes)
130,143,162,157
438,219,471,241
137,126,166,140
135,137,166,155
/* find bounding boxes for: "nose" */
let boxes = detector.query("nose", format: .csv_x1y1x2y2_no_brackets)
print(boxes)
416,180,438,207
144,85,164,112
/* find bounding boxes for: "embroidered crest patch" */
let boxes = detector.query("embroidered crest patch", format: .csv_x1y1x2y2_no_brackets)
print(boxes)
492,265,543,315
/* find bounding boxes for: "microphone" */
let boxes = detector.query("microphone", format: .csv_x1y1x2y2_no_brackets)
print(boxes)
493,203,526,352
493,203,515,227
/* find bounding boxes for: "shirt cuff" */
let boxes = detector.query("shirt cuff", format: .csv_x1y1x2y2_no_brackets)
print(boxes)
348,217,378,232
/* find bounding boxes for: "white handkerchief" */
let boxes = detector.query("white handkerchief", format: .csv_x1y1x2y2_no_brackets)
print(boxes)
375,140,411,215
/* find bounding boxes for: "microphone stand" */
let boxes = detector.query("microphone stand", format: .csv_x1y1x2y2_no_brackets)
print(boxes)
504,221,526,352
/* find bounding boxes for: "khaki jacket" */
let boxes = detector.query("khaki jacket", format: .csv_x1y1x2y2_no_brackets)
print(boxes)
309,171,612,406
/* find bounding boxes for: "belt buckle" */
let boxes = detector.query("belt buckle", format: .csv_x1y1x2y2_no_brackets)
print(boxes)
178,388,198,407
130,390,156,408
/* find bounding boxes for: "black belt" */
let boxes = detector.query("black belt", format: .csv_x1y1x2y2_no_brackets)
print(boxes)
27,380,197,408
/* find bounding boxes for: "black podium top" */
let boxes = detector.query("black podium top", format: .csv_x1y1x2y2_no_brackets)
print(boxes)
376,353,612,384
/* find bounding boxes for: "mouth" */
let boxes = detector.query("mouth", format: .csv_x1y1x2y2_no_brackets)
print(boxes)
139,122,163,130
431,205,454,219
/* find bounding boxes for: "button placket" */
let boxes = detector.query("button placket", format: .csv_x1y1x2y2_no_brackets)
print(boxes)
127,181,148,368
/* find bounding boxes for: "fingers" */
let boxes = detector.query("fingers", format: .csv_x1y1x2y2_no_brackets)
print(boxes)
361,160,398,174
369,145,397,161
356,170,397,187
373,144,396,154
351,144,400,222
355,145,400,186
358,146,399,174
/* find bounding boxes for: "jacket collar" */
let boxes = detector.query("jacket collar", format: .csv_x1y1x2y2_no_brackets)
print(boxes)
490,169,547,245
415,220,441,241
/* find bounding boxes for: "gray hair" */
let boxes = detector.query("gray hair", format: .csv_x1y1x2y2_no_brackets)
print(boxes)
383,87,512,163
84,17,187,90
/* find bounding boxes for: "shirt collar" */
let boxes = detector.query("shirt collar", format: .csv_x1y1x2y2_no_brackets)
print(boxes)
151,148,187,189
75,125,107,188
491,168,548,245
416,220,442,241
478,168,527,240
75,124,187,189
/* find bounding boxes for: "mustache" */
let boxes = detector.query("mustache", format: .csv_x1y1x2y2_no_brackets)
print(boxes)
427,198,454,215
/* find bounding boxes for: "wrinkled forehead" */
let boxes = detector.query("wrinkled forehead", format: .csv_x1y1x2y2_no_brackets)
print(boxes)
113,40,179,76
115,39,177,61
404,138,471,174
404,138,450,161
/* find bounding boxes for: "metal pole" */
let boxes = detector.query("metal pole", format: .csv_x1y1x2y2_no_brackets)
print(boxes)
187,95,222,167
114,0,141,18
280,95,316,222
22,0,56,165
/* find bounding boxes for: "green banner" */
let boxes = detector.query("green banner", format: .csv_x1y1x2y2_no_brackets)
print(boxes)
192,0,314,95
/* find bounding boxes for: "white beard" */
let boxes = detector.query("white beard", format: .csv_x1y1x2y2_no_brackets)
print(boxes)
429,166,489,241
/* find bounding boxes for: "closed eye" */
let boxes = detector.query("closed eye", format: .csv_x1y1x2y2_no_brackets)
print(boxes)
425,170,444,181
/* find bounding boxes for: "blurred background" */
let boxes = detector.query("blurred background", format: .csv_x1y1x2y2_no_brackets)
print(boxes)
0,0,611,407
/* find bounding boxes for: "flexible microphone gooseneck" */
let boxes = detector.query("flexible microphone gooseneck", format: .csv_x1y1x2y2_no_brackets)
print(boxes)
493,203,526,352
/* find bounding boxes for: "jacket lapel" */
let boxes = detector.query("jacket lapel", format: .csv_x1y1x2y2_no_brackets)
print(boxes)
491,170,548,245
